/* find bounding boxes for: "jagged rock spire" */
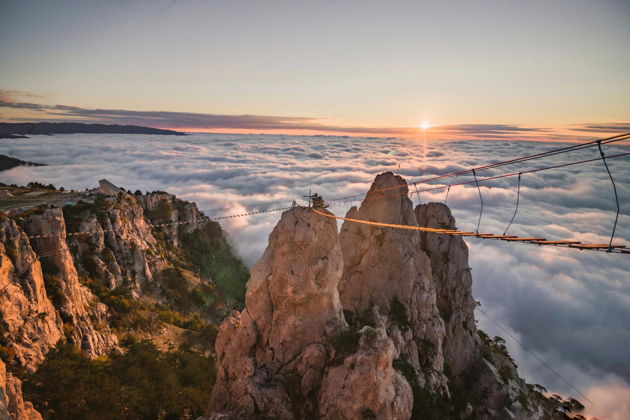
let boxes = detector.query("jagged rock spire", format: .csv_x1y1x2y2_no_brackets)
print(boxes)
338,172,448,393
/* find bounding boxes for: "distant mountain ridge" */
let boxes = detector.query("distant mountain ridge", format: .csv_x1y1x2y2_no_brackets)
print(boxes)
0,122,185,138
0,154,45,172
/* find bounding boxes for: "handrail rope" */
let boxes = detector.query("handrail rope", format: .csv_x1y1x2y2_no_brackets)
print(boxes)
413,182,421,205
328,132,630,203
476,306,591,403
473,169,483,234
327,151,630,209
597,141,621,252
311,208,628,254
376,132,630,196
503,173,522,236
17,206,294,240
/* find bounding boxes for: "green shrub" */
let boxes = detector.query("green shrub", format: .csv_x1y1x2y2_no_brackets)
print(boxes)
178,223,249,305
477,330,517,366
22,341,215,420
389,296,410,330
331,328,361,359
43,274,66,308
499,364,513,383
145,199,173,223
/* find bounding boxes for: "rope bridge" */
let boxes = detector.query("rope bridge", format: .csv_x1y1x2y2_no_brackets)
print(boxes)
311,209,628,254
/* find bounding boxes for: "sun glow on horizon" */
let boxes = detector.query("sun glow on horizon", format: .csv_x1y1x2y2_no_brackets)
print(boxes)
420,121,431,130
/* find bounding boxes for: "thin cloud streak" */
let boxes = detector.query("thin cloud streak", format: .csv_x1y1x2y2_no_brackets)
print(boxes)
2,91,627,141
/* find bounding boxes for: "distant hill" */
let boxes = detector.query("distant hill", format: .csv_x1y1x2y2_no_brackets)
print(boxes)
0,154,45,172
0,122,186,138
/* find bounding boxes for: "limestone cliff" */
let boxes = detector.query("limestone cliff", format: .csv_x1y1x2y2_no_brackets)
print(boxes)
0,187,249,419
0,220,63,372
22,209,118,359
209,172,584,420
414,202,479,379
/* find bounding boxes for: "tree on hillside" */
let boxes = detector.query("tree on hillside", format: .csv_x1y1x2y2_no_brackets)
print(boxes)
310,193,328,209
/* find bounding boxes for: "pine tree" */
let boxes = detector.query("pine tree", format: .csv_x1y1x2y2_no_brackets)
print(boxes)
310,193,328,209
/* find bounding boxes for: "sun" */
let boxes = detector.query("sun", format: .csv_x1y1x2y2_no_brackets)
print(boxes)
419,121,431,130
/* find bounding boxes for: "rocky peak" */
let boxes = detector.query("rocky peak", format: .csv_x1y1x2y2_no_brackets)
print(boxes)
339,172,448,393
209,172,583,420
209,207,414,419
210,207,347,417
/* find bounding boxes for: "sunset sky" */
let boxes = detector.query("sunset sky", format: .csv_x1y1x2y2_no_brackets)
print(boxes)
1,0,629,139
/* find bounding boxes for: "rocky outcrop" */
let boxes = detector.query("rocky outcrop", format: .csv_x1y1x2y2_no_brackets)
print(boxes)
209,207,345,418
0,359,41,420
338,173,448,394
22,209,118,359
318,327,413,420
67,194,166,291
0,220,63,372
65,191,244,310
209,207,413,419
208,172,582,420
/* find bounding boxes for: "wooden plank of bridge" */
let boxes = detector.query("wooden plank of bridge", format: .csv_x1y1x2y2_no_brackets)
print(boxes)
531,240,581,245
502,237,546,241
478,235,518,239
569,244,626,250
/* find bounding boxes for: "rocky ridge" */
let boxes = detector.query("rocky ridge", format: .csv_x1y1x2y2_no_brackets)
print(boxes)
0,188,248,419
208,172,584,420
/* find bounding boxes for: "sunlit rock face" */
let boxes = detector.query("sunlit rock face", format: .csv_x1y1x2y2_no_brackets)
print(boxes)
338,172,448,393
209,207,344,418
22,209,119,359
0,219,64,373
0,358,42,420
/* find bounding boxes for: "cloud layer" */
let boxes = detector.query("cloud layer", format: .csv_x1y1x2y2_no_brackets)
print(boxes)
0,133,629,418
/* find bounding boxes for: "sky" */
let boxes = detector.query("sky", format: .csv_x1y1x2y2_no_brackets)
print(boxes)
1,0,629,138
1,133,629,419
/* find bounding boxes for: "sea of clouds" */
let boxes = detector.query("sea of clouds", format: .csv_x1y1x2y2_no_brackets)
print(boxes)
1,133,629,418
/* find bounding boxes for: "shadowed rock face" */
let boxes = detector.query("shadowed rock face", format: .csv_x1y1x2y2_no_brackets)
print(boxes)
415,202,479,378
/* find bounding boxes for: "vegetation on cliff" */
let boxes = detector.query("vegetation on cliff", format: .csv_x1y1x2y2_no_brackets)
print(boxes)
21,341,215,420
